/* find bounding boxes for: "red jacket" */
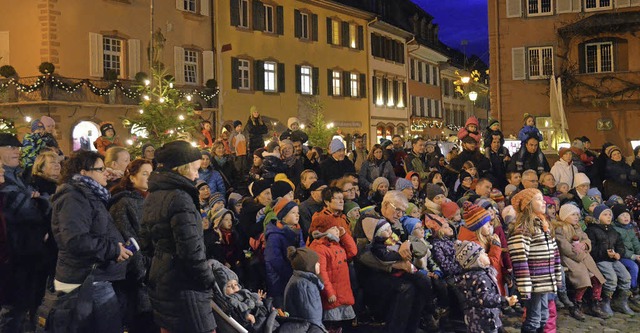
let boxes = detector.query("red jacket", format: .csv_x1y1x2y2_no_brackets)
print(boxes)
457,225,506,295
308,234,357,310
308,207,351,244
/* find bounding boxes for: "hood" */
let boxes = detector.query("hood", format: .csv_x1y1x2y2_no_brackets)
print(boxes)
264,219,298,239
554,159,571,167
148,171,199,207
108,189,144,208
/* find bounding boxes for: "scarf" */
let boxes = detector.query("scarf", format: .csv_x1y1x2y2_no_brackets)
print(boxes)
283,155,297,168
71,174,110,203
424,199,442,215
214,156,227,166
614,221,634,230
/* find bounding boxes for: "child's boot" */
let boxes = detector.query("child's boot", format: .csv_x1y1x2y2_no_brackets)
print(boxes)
600,290,614,316
611,290,635,315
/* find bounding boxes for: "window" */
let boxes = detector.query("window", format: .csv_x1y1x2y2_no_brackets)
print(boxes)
386,79,395,107
264,61,277,92
300,66,312,95
103,37,123,76
585,0,611,10
332,71,341,96
443,78,450,96
528,0,553,16
264,5,274,33
350,73,359,97
239,0,249,28
349,24,357,49
410,60,415,80
183,0,197,13
238,59,250,90
332,20,340,45
397,81,405,108
375,77,384,106
528,46,553,79
184,49,198,84
585,42,613,73
300,13,309,39
417,62,423,82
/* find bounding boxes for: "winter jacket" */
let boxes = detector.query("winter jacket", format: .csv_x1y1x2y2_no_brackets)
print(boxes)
605,159,638,191
431,237,463,277
308,235,357,310
508,147,550,176
570,147,592,173
108,189,148,282
283,270,325,330
459,268,504,333
239,198,266,247
550,159,578,188
348,148,369,173
299,198,324,242
554,224,605,289
359,159,396,191
199,129,213,148
404,151,428,180
30,175,57,197
93,136,122,155
246,117,268,154
211,155,238,191
585,223,627,263
280,129,308,144
507,217,562,298
388,147,407,178
485,146,510,191
264,221,305,299
282,156,305,188
20,132,47,169
141,171,216,333
198,167,226,195
457,226,506,295
318,156,355,184
262,155,287,180
613,222,640,261
309,207,351,242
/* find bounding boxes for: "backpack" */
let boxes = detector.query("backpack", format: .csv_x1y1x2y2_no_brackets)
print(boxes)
36,270,95,333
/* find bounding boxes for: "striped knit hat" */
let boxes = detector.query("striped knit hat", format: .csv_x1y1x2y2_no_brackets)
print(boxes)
454,240,484,270
510,188,541,213
462,201,491,231
605,145,621,159
274,198,298,220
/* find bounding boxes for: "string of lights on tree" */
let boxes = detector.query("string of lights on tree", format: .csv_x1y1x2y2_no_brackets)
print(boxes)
0,74,219,101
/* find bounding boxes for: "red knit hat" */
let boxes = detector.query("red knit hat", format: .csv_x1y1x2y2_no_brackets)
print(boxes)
441,201,460,220
511,188,542,213
274,198,298,221
462,201,491,232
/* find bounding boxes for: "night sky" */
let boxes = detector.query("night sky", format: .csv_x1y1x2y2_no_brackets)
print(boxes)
412,0,489,63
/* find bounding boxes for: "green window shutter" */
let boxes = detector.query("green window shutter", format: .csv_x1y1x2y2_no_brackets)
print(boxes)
231,57,239,89
230,0,240,26
342,71,350,97
254,60,264,91
402,82,407,106
382,78,388,105
294,10,301,38
326,18,332,44
277,62,285,93
357,25,364,50
276,6,284,35
341,21,349,47
253,1,265,31
311,14,319,41
312,67,319,95
359,73,366,98
372,76,376,101
327,69,333,95
295,65,301,93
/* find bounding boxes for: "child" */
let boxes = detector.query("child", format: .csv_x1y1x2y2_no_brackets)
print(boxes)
264,198,305,307
406,202,421,219
455,240,518,333
20,119,47,173
343,201,361,232
555,182,570,196
544,196,558,224
441,201,463,234
196,180,212,216
230,120,248,176
211,260,272,330
199,120,214,148
406,171,425,205
587,188,603,203
249,148,265,181
93,121,122,155
424,183,447,216
366,177,389,208
210,208,243,272
517,114,543,143
309,226,357,327
582,195,600,217
457,116,482,144
295,169,318,202
508,188,562,332
612,204,640,311
262,141,287,180
283,246,325,331
506,171,522,189
554,203,608,319
369,219,405,264
539,172,556,196
454,170,473,202
585,204,634,315
279,117,309,143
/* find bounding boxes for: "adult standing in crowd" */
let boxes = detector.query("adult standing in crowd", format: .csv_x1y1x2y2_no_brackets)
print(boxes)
484,130,510,191
0,134,51,332
245,106,268,156
387,135,407,178
51,150,131,333
211,141,238,194
298,181,327,242
447,136,491,189
404,137,428,180
551,147,579,188
603,145,639,198
319,138,355,184
141,141,217,333
358,144,396,193
30,150,61,196
280,139,304,188
104,146,131,189
348,135,368,173
508,135,550,176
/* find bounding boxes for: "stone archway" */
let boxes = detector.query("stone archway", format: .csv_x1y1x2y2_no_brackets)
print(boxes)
71,120,100,152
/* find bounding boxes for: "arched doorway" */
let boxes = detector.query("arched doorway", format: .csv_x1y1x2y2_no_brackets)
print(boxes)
72,121,100,152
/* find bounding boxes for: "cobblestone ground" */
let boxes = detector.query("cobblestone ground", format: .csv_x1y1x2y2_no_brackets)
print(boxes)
502,308,639,333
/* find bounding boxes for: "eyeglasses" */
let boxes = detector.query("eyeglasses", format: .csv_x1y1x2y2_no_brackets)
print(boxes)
87,166,106,172
388,202,405,216
343,188,356,193
331,197,344,202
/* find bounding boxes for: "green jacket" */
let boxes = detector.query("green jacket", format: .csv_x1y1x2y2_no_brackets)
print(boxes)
613,222,640,260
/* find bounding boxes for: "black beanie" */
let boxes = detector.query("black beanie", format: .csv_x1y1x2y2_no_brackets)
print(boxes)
287,246,318,273
100,122,115,136
155,140,202,169
271,180,294,199
250,179,273,197
233,120,242,128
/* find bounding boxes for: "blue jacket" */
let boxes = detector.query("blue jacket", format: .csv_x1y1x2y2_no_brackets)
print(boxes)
284,270,325,330
198,167,226,195
459,267,504,333
264,221,304,299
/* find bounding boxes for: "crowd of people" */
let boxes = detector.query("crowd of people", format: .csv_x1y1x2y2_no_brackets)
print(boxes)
2,110,640,333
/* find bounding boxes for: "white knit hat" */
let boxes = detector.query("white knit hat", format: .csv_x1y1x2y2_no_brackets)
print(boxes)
559,203,581,222
573,173,590,188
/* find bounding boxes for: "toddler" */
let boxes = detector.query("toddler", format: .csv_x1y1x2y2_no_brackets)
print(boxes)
612,204,640,311
457,116,482,144
262,141,287,180
283,247,325,331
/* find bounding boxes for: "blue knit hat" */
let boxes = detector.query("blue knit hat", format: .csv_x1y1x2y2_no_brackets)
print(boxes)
587,188,602,198
329,138,345,154
31,119,44,132
593,204,612,222
395,178,413,192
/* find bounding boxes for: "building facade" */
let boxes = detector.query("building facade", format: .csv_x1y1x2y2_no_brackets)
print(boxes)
489,0,640,154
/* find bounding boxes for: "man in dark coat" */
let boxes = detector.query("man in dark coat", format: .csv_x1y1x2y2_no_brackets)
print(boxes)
484,130,511,191
245,107,269,156
508,136,550,176
446,136,492,190
319,139,355,184
404,137,428,180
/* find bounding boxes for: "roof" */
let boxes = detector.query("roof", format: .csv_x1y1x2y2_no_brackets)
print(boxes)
559,11,640,38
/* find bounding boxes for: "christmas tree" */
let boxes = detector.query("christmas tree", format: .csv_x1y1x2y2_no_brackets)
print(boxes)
304,97,334,148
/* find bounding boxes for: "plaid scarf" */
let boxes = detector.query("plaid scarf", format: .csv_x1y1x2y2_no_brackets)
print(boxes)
71,174,111,203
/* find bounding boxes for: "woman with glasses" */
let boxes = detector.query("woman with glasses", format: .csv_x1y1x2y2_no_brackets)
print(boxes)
51,150,132,332
308,187,351,240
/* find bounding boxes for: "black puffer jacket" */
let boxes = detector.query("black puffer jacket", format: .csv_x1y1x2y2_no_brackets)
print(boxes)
585,223,626,262
141,171,216,332
108,190,148,281
318,156,355,184
51,182,126,284
246,117,268,154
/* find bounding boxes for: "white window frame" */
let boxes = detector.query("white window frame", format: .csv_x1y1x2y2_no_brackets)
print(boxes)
585,42,614,73
300,12,309,39
300,65,312,95
183,0,197,13
264,61,277,92
239,0,249,28
103,36,123,77
264,4,274,33
349,23,357,49
184,49,199,84
332,70,341,96
331,20,340,45
527,0,553,16
528,46,554,79
585,0,612,11
238,59,250,90
350,73,359,97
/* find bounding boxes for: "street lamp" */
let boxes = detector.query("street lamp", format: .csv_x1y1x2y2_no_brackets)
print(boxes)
468,91,478,103
461,76,471,84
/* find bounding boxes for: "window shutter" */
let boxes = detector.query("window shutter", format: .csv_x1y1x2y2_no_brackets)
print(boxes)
0,31,9,66
359,73,366,98
341,21,349,47
411,96,417,115
176,0,183,11
327,69,333,95
506,0,522,18
342,71,350,97
230,0,240,26
616,0,631,7
399,43,405,64
277,62,285,92
357,25,364,50
231,57,239,89
127,39,141,80
326,18,332,44
382,78,388,105
434,67,439,86
200,0,210,16
254,60,264,91
89,32,104,77
311,14,318,41
393,80,398,104
511,47,526,80
173,46,185,84
402,82,407,106
578,43,586,73
276,6,284,35
202,50,214,82
615,39,629,71
294,10,301,38
295,65,301,93
253,1,265,31
312,67,319,95
372,76,377,102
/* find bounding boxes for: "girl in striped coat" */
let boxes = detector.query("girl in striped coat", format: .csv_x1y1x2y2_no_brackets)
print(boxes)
507,188,562,333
